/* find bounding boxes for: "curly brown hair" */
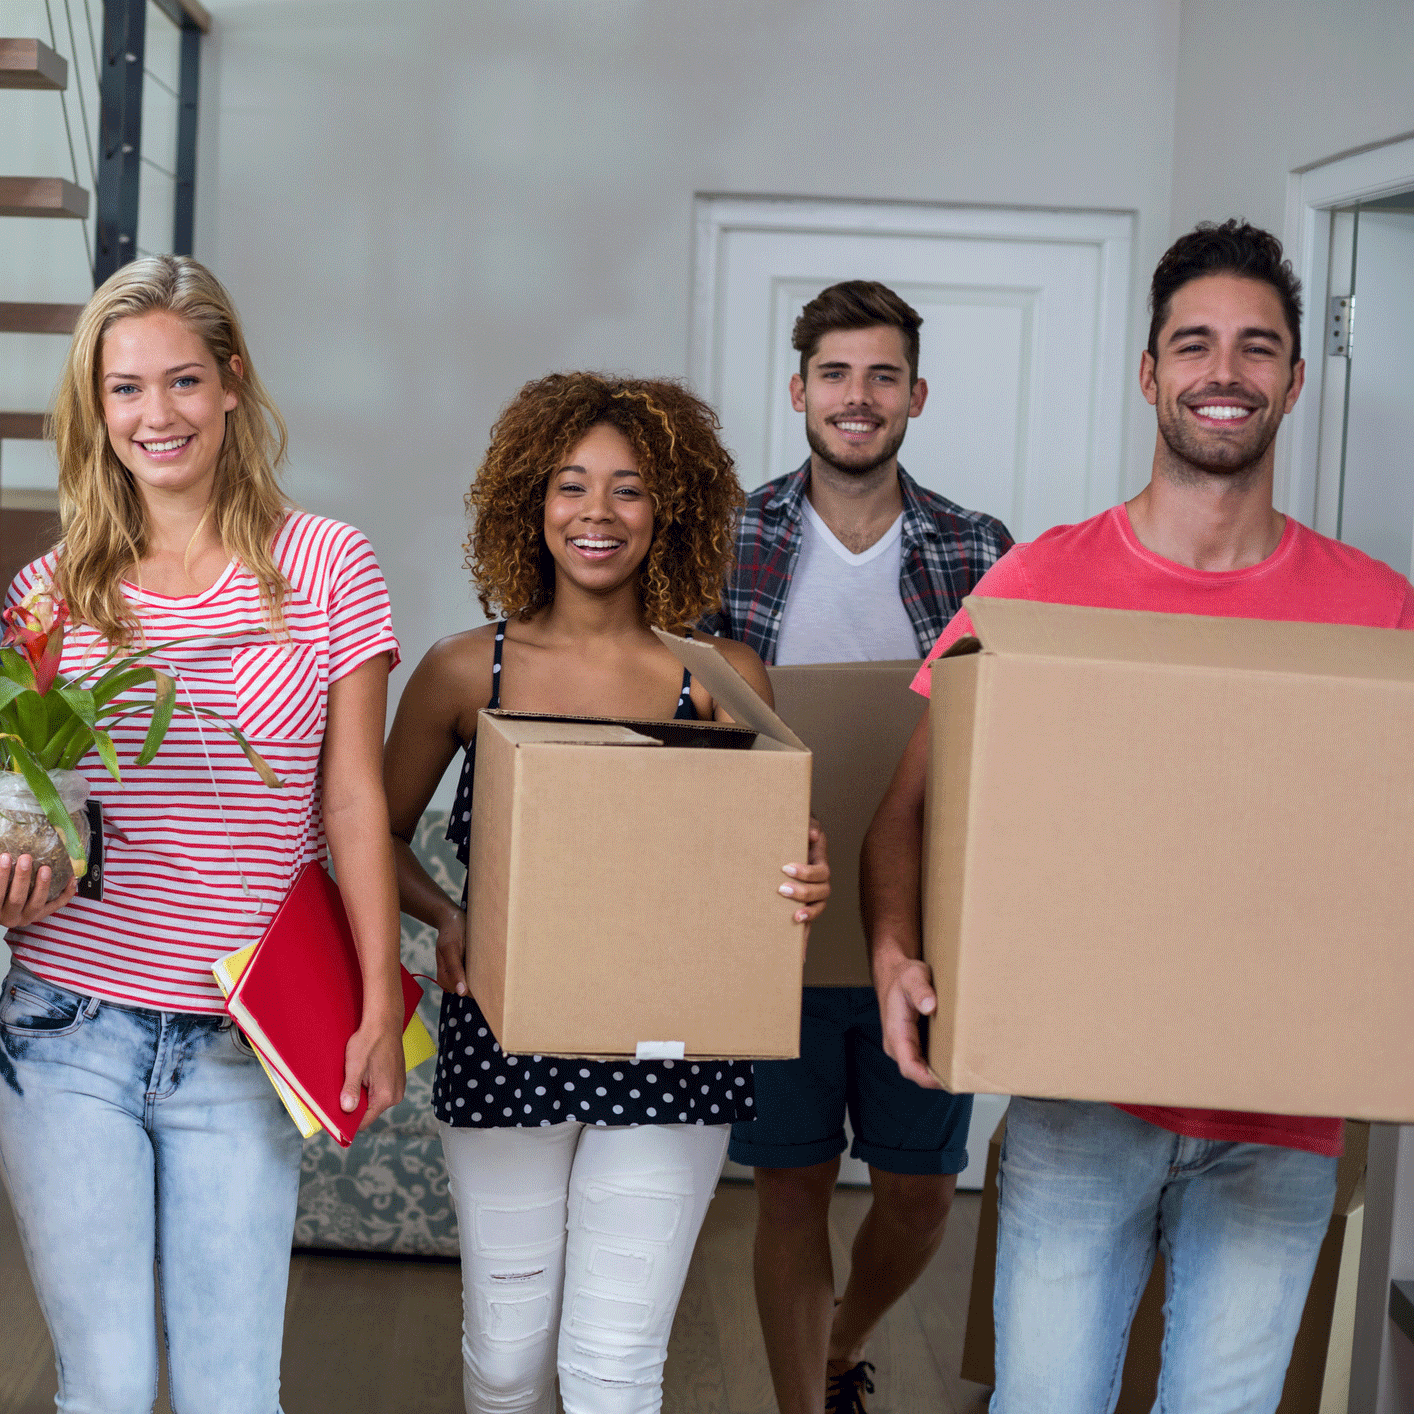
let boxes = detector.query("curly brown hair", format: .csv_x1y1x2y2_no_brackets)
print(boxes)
466,373,744,628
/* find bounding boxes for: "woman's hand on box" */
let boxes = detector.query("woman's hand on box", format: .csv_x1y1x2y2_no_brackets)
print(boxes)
0,853,77,929
779,818,830,928
435,907,470,997
875,950,943,1089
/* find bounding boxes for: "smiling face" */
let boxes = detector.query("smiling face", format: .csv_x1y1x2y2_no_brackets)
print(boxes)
542,422,654,598
789,326,927,478
1141,273,1304,480
100,310,239,505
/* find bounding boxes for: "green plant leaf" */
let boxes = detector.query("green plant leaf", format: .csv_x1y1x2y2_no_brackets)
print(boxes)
54,723,88,772
56,684,97,728
90,726,121,782
39,713,88,771
0,679,28,715
90,667,153,707
172,704,284,788
67,633,227,691
0,648,37,691
13,689,48,751
4,738,86,874
134,671,176,767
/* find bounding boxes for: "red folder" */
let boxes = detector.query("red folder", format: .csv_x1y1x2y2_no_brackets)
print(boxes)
224,861,424,1147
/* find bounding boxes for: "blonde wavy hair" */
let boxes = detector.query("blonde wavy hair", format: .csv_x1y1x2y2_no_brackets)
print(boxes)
49,255,290,645
467,373,744,628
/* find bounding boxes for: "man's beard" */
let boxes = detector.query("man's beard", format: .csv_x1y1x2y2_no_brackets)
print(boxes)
1155,392,1281,481
806,417,907,478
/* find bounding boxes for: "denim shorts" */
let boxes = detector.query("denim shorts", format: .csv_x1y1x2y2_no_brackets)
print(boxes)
728,986,972,1175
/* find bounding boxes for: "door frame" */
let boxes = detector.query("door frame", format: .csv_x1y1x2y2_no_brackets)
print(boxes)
1280,130,1414,526
688,195,1136,512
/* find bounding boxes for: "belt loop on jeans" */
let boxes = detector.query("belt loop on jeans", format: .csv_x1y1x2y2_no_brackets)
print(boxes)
83,996,100,1019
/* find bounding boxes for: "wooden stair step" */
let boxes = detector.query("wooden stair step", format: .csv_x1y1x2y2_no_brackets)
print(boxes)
0,302,84,335
0,38,67,91
0,413,49,440
0,177,89,220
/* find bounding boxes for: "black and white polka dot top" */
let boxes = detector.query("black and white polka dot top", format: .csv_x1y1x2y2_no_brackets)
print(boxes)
431,621,756,1129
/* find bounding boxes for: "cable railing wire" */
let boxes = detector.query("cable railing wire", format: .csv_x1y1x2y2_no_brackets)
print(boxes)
43,0,93,277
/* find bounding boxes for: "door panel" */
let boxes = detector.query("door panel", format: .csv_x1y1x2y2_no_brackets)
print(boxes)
693,199,1135,540
1338,207,1414,578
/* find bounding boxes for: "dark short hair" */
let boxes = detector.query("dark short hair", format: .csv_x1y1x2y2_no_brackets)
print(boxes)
792,281,923,382
1148,220,1303,365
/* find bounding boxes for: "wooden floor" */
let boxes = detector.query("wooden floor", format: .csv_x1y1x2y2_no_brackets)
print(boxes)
0,1179,991,1414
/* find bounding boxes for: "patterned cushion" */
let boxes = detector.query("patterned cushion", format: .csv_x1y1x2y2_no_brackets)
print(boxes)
293,811,461,1257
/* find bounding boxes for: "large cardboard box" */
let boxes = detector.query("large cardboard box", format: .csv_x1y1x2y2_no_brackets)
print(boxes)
468,632,811,1059
767,661,925,987
923,598,1414,1120
961,1116,1369,1414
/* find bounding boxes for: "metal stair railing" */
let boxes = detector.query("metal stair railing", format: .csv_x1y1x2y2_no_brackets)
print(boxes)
1,0,209,586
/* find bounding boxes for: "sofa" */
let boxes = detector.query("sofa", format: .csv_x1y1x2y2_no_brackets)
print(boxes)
292,811,462,1258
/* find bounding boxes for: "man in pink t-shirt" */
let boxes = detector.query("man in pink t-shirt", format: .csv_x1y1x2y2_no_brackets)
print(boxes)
862,220,1414,1414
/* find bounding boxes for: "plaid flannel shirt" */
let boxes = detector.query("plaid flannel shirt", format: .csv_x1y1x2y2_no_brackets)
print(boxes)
707,460,1014,663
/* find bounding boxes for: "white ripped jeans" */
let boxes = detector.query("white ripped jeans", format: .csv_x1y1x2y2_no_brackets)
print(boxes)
439,1120,728,1414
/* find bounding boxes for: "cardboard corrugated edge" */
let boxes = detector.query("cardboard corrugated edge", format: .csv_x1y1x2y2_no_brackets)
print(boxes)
925,655,1003,1093
467,712,516,1040
961,595,1414,681
481,718,665,747
652,628,807,748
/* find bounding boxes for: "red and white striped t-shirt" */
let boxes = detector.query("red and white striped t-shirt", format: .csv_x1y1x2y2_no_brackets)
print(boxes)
5,511,400,1013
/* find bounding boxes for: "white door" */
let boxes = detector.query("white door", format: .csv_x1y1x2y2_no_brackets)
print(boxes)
690,197,1135,537
1330,203,1414,577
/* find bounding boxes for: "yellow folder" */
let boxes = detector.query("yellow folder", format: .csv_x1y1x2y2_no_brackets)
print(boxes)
213,943,437,1139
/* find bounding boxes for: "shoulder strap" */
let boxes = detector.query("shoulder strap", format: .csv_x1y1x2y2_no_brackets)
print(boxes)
676,628,693,713
489,621,507,710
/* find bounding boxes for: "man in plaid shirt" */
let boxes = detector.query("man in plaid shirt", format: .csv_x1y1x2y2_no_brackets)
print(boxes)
714,281,1012,1414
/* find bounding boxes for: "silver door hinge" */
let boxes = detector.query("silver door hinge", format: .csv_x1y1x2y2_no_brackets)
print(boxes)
1328,295,1355,357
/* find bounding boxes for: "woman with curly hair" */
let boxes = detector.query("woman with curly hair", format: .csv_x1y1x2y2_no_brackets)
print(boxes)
385,371,828,1414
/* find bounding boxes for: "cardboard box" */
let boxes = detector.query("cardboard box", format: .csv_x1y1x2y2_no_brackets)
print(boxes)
923,597,1414,1120
961,1116,1368,1414
767,661,925,987
468,631,811,1059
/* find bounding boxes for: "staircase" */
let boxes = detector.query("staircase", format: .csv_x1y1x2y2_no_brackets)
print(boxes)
0,33,87,590
0,2,209,593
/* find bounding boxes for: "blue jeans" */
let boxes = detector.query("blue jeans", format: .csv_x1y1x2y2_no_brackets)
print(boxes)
993,1098,1337,1414
0,964,304,1414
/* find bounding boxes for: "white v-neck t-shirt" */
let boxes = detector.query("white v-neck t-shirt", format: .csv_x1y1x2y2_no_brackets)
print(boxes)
774,498,920,665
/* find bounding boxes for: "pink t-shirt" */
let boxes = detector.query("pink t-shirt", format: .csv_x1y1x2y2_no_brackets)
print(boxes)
912,504,1414,1157
6,512,400,1013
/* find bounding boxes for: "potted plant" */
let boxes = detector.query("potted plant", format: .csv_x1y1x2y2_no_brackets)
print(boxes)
0,581,280,900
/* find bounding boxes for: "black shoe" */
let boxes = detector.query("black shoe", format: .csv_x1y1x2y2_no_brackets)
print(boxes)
825,1361,875,1414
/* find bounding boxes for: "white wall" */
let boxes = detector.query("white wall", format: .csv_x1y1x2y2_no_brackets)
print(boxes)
189,0,1182,804
1170,0,1414,236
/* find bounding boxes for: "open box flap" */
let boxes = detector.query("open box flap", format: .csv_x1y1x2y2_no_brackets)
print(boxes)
942,595,1414,683
483,717,663,748
652,628,807,749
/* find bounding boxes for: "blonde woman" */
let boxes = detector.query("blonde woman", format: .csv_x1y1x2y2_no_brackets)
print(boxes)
0,256,404,1412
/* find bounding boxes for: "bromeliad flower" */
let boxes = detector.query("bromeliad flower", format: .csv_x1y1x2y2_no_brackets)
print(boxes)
2,581,69,695
0,582,281,877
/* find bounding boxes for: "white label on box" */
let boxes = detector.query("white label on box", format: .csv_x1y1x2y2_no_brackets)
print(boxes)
635,1040,686,1060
